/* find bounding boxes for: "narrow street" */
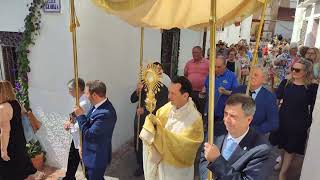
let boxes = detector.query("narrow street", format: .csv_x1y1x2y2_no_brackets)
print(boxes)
39,141,303,180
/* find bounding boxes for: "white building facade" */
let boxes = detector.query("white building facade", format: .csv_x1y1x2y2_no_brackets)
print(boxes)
291,0,320,47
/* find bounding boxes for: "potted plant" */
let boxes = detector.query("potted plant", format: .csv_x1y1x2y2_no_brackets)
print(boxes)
26,140,46,170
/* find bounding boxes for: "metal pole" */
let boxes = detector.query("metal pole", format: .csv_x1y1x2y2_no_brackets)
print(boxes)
69,0,85,176
208,0,216,179
136,27,144,151
246,1,268,95
70,0,79,106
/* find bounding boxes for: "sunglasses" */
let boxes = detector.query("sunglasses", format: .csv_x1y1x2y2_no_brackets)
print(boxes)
291,67,303,73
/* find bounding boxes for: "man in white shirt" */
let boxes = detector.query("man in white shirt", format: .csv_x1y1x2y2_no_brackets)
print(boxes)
153,62,171,88
140,76,204,180
62,78,91,180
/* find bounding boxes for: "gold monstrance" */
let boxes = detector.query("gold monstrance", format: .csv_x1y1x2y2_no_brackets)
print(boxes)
136,63,162,150
140,63,163,115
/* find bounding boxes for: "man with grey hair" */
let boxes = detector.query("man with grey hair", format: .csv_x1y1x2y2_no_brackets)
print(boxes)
199,94,275,180
232,66,279,134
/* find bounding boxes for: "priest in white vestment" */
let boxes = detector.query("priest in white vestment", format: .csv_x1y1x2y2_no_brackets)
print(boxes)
140,76,204,180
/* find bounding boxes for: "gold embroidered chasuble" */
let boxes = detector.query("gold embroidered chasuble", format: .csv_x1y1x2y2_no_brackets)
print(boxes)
140,98,204,180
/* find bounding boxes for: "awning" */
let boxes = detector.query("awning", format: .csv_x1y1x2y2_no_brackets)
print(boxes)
91,0,266,30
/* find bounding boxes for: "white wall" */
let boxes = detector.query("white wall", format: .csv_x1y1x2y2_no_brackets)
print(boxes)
274,20,294,40
144,29,162,61
0,0,161,168
0,0,31,32
313,3,320,47
305,4,316,46
300,86,320,180
314,18,320,47
178,29,203,75
290,0,298,9
27,0,75,168
75,0,161,156
215,15,252,46
291,7,306,43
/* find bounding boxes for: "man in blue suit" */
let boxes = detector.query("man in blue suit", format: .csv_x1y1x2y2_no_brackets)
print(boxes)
74,80,117,180
232,66,278,134
199,94,276,180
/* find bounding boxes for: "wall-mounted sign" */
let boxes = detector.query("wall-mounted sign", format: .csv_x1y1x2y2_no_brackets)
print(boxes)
44,0,61,13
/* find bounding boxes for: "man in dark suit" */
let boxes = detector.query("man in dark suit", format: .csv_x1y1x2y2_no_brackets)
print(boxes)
130,62,169,176
74,80,117,180
232,66,278,134
199,94,275,180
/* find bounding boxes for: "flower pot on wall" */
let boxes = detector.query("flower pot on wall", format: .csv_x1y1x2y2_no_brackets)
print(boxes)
31,152,44,170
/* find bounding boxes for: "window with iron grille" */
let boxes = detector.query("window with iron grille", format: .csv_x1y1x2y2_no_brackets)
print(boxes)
0,31,22,85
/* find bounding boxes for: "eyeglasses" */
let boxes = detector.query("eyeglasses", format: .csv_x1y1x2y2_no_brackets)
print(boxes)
291,67,302,73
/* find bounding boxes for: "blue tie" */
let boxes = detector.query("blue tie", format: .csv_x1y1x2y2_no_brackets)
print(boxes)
222,138,238,160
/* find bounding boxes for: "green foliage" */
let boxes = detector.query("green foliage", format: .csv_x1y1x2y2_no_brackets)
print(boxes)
26,140,46,160
16,0,47,110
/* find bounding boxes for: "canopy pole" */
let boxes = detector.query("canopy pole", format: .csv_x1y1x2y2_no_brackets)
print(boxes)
69,0,85,176
246,1,268,95
136,27,144,151
208,0,217,179
70,0,79,106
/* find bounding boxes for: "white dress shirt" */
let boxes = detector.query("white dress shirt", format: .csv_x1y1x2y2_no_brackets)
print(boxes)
92,98,107,113
251,86,262,100
70,95,91,149
226,128,250,145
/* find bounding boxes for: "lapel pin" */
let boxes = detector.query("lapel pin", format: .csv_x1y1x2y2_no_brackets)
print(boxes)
243,147,247,151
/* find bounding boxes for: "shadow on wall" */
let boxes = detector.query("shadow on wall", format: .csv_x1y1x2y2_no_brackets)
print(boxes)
34,106,72,168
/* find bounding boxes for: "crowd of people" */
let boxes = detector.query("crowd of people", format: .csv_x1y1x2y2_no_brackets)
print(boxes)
210,39,319,180
130,38,319,180
0,37,319,180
